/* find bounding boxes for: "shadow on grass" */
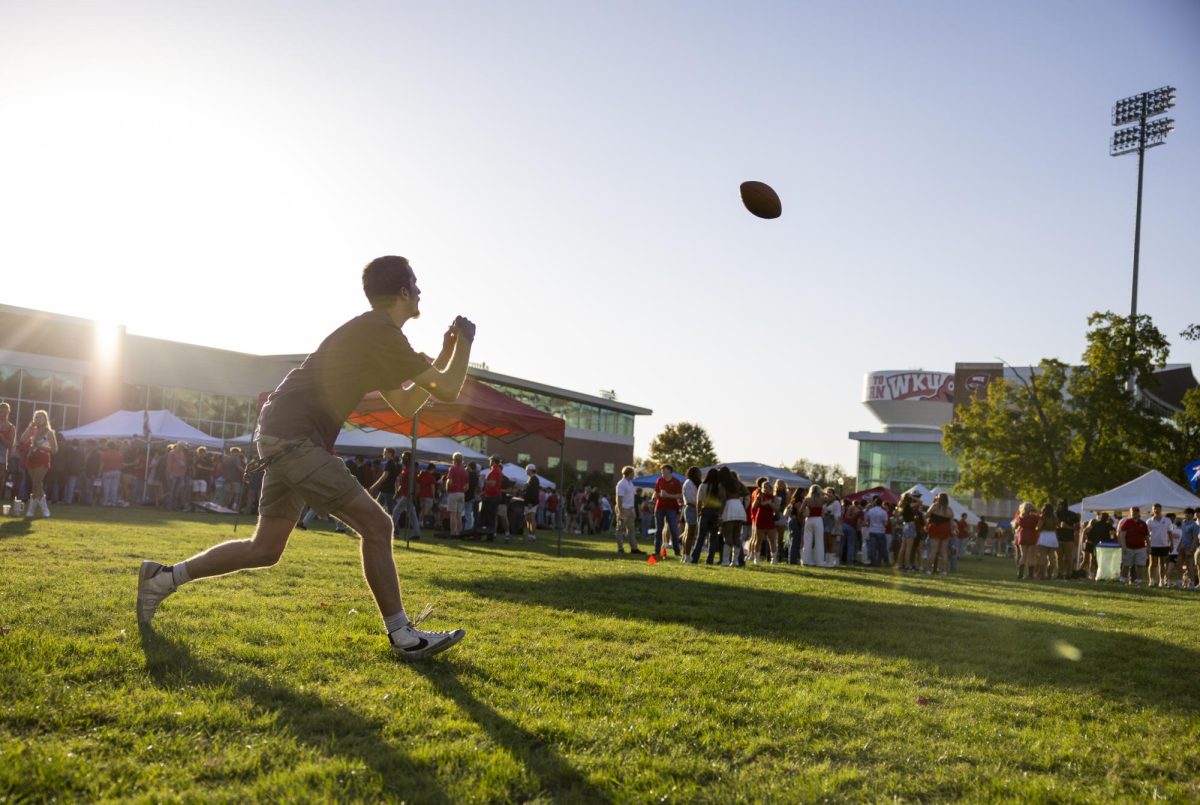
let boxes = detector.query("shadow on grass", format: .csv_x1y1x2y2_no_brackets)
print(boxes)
437,572,1200,713
0,519,33,540
818,571,1097,618
414,664,611,804
138,626,450,802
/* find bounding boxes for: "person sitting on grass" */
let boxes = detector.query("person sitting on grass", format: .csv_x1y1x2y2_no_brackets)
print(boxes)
137,255,476,661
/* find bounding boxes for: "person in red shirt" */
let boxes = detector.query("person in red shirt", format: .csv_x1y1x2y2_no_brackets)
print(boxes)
479,455,506,542
391,450,422,540
1014,502,1042,580
1117,506,1150,585
747,477,779,565
416,464,438,527
653,464,684,558
445,452,469,536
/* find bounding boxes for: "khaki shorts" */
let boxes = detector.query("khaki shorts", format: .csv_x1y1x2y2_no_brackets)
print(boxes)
446,491,465,515
257,434,362,523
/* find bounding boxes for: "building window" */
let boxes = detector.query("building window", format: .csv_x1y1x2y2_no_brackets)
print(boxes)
479,380,637,438
546,455,560,469
0,363,84,431
604,462,615,476
517,452,531,466
122,383,259,440
575,459,588,473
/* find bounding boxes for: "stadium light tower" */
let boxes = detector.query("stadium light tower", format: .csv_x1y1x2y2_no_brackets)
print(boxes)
1110,86,1176,324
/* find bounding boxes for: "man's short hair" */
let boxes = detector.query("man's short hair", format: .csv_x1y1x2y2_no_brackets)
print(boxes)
0,402,9,414
621,465,634,477
661,463,673,473
362,256,414,309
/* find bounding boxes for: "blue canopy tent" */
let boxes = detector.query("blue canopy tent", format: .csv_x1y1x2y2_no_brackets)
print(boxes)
632,472,685,488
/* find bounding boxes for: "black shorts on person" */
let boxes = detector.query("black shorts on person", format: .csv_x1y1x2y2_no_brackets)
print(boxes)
1149,546,1170,558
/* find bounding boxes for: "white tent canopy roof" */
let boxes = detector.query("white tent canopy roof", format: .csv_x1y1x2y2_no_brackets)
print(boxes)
224,428,486,461
702,462,812,490
1080,470,1200,514
903,484,980,525
502,462,556,490
62,409,224,448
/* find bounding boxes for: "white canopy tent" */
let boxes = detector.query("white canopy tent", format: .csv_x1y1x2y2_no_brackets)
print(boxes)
1080,470,1200,514
903,484,980,525
502,462,556,490
225,428,486,461
62,409,224,448
928,486,981,525
702,461,812,490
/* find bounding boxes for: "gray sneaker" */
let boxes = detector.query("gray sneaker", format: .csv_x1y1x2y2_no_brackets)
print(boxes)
389,623,466,661
388,606,465,661
137,561,176,625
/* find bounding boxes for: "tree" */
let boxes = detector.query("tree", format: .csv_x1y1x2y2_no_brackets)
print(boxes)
648,422,718,470
943,358,1073,502
787,459,851,488
1149,323,1200,477
943,312,1172,503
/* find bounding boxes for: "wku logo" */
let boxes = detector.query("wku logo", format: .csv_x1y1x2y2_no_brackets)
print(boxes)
869,373,955,402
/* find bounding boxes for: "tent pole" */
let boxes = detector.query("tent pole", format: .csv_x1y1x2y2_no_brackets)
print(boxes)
407,412,418,550
556,441,565,557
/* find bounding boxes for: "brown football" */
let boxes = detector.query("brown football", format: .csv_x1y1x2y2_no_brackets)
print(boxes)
739,180,781,219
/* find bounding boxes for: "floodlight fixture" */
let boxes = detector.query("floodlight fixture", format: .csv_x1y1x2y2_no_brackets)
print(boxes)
1112,86,1176,126
1108,86,1177,369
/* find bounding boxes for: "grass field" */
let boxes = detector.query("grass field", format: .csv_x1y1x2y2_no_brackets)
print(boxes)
2,508,1198,803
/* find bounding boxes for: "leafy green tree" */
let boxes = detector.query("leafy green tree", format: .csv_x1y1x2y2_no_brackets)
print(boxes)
944,312,1171,503
648,422,718,470
944,359,1073,502
1149,323,1200,478
787,459,851,488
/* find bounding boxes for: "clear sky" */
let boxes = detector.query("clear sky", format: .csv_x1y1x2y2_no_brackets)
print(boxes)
2,1,1197,471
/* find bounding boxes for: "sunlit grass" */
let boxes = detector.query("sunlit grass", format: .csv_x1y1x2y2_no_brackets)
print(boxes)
2,508,1198,802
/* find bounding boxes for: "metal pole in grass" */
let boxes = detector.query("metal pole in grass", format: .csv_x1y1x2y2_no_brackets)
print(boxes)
406,412,418,550
556,441,565,557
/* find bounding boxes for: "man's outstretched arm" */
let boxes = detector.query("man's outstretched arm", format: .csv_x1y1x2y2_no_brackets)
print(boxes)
381,318,475,416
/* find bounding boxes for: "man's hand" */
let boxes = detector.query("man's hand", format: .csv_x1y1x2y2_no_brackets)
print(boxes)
453,316,476,342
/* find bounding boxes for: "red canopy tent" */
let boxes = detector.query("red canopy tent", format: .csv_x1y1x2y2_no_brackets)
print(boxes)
348,378,567,550
844,486,900,506
347,378,565,443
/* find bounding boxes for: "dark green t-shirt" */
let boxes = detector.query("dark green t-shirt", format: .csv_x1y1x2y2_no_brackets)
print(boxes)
258,310,429,450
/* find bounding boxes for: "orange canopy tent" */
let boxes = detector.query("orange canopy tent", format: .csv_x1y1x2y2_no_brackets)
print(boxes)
348,378,565,443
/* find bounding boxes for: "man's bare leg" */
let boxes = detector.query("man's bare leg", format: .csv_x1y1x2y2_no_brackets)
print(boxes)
137,515,295,625
182,515,296,579
332,490,404,617
333,488,464,659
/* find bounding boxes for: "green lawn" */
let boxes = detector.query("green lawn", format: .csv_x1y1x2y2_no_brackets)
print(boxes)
2,508,1198,803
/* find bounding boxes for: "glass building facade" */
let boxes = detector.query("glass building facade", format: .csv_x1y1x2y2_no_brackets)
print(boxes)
481,380,635,438
856,440,960,491
122,383,259,440
0,364,84,432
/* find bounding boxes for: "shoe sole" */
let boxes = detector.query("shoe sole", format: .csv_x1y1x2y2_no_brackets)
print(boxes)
137,560,164,625
392,629,465,661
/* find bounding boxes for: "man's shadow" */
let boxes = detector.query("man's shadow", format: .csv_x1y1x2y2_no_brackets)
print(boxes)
413,663,610,804
138,626,449,803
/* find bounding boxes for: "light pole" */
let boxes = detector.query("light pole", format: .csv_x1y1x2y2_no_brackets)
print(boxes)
1110,86,1176,325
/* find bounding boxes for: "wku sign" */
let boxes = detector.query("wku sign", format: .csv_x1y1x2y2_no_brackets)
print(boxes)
866,372,955,402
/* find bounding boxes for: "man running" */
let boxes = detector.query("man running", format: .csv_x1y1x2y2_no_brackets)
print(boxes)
137,256,475,660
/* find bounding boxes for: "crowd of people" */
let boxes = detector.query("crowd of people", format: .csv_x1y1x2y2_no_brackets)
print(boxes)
0,403,259,516
8,401,1199,591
